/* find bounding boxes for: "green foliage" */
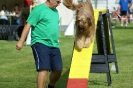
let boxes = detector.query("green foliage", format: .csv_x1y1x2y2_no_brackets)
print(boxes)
0,24,133,88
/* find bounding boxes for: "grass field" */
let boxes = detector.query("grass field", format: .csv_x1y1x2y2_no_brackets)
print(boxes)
0,23,133,88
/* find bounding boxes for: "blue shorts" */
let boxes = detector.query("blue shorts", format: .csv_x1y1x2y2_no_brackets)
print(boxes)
121,11,127,16
31,42,63,71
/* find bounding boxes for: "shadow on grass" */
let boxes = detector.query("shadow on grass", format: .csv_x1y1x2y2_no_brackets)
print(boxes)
56,69,70,88
89,80,108,86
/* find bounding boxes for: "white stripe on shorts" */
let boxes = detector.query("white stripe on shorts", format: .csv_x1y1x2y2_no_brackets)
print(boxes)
33,46,40,70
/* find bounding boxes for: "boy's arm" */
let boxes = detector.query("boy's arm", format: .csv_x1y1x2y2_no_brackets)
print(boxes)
16,23,31,50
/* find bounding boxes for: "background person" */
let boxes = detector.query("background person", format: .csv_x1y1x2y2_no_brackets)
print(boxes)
0,4,10,25
12,4,22,25
118,0,132,27
16,0,62,88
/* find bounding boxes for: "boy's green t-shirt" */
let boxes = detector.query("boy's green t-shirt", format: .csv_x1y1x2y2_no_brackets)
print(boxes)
26,4,60,48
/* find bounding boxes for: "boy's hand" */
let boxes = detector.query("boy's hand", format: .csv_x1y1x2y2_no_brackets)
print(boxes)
16,41,23,51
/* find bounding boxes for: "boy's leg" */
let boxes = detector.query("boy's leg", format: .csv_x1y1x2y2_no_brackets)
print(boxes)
49,70,62,86
37,70,48,88
48,48,63,87
31,43,52,88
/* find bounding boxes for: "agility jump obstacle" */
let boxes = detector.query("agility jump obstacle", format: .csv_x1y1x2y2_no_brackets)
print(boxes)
67,9,118,88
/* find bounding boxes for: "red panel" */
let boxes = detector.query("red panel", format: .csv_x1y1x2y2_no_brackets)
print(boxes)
67,78,88,88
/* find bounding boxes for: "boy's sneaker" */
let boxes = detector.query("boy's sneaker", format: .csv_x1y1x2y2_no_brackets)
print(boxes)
46,85,54,88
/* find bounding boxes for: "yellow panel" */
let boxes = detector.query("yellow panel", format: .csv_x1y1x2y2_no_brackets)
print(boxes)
69,67,90,78
69,42,94,78
69,65,92,78
71,60,91,67
69,74,89,78
94,9,107,14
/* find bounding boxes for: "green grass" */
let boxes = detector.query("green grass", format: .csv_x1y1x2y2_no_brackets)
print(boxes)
0,23,133,88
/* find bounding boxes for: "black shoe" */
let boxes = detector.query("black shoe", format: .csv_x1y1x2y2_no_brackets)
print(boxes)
46,84,54,88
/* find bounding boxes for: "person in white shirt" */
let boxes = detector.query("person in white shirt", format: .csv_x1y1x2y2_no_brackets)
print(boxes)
0,4,10,24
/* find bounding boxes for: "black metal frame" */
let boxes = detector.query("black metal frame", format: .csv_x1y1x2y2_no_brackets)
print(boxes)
90,10,119,86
